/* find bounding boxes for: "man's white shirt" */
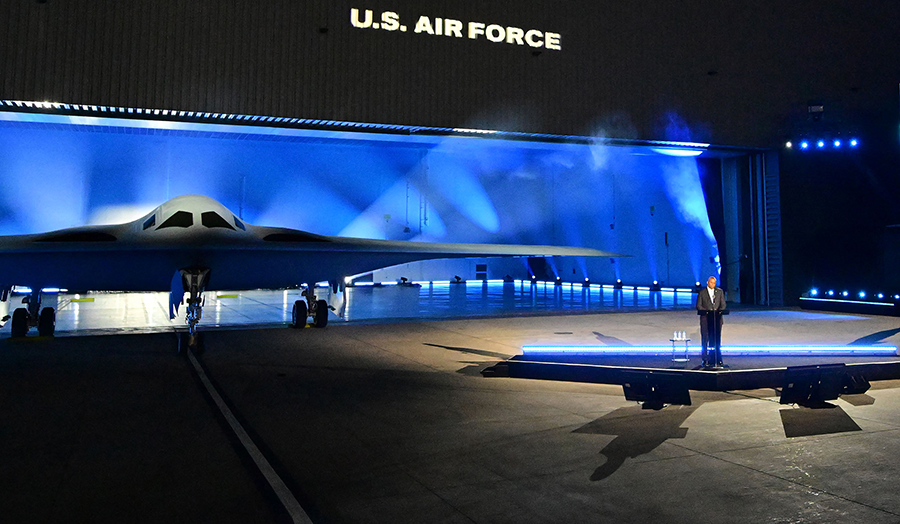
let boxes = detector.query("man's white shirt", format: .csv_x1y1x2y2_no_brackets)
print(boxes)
707,286,715,305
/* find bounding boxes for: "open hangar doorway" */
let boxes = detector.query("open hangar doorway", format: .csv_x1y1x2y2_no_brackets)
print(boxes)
0,103,781,306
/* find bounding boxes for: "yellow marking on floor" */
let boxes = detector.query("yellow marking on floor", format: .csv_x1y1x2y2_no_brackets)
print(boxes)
70,298,95,302
216,294,240,299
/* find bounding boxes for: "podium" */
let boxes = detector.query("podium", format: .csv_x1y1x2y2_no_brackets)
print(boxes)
697,310,728,368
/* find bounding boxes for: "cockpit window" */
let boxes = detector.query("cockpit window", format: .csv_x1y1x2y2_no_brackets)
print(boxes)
233,216,246,231
157,211,194,229
201,211,235,229
142,215,156,230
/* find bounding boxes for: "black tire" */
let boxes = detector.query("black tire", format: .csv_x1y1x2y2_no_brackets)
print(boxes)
10,308,28,338
291,300,307,328
314,299,329,328
38,307,56,337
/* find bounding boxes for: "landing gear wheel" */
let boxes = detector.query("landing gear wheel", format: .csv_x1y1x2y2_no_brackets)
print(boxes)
314,299,329,328
10,308,28,338
291,300,307,328
38,307,56,337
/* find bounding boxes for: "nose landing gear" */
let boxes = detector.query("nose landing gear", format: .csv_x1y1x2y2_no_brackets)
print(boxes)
177,267,210,353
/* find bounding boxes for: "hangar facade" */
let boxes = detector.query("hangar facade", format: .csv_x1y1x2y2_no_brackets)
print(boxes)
0,1,898,300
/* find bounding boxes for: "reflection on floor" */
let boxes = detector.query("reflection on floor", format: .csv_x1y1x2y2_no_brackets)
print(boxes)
26,281,697,335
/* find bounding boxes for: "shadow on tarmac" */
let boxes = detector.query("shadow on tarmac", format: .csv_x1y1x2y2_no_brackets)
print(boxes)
573,404,699,481
779,403,862,437
850,327,900,345
422,342,513,359
592,331,632,345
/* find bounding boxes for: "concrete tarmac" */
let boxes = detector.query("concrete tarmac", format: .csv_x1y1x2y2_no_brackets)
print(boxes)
2,309,900,523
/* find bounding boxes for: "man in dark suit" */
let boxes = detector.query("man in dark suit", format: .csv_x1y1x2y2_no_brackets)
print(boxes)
696,275,726,367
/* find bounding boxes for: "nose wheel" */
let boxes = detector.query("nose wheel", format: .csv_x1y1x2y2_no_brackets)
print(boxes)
175,267,210,353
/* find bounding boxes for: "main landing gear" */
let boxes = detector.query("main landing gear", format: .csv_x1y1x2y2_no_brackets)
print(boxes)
9,288,56,338
291,285,328,329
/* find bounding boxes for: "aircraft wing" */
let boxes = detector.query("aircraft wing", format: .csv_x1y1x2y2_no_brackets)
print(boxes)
0,195,623,292
254,226,618,258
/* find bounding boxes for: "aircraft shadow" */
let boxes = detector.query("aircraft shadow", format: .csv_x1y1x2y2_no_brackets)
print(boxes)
573,404,698,481
779,403,862,438
422,343,512,360
456,362,496,376
849,327,900,345
593,331,632,345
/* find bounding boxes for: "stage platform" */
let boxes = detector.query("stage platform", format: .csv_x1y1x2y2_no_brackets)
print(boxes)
485,353,900,407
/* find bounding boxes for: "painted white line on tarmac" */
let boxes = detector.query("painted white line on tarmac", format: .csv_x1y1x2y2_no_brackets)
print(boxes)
187,348,313,524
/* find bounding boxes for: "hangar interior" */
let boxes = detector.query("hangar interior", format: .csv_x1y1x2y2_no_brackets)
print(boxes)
0,105,780,306
3,2,900,524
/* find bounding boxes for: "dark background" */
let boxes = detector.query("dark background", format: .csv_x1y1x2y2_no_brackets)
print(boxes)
2,0,899,302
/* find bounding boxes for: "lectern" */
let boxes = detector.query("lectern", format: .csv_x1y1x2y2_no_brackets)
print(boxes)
697,310,728,368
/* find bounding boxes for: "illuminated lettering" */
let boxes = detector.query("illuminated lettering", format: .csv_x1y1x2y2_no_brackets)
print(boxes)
485,24,505,42
468,21,485,39
445,19,463,37
350,9,562,51
381,11,400,31
545,32,561,50
350,8,373,29
414,15,434,34
506,27,524,45
525,29,543,47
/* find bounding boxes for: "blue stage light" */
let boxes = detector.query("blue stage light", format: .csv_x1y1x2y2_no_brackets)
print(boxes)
800,141,810,149
827,290,835,296
801,297,894,307
833,139,842,148
841,290,849,297
809,288,819,296
877,293,884,299
785,141,792,149
651,148,704,157
894,295,900,300
859,291,866,299
522,345,898,357
816,140,826,149
850,139,859,147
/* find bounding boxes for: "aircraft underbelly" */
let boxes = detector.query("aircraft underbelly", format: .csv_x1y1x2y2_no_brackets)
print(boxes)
0,248,489,291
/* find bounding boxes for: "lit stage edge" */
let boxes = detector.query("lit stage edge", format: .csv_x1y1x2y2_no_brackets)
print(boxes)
522,345,899,357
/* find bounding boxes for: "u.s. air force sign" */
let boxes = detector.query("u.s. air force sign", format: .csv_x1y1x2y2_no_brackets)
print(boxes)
350,8,562,51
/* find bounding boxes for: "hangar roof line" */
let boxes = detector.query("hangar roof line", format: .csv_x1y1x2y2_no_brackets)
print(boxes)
0,99,762,156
